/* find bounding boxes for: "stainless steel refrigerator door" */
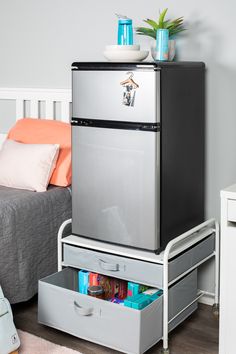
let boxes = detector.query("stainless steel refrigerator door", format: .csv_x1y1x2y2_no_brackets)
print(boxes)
72,126,160,251
72,70,160,123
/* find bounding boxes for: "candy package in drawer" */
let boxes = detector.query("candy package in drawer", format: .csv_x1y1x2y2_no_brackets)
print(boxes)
124,288,162,310
89,272,99,286
124,294,152,310
98,275,127,300
127,281,149,297
109,297,124,305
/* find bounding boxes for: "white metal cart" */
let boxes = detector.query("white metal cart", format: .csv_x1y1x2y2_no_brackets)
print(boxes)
39,218,219,354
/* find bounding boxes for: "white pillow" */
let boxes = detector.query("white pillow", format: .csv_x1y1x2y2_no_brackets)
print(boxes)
0,140,59,192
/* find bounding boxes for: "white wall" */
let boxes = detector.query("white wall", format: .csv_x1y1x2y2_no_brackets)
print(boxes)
1,0,236,294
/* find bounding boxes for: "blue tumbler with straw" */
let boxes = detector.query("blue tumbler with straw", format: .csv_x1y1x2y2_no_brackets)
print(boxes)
117,14,133,45
156,29,169,61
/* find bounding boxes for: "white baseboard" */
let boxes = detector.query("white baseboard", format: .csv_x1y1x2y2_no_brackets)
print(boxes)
198,291,215,306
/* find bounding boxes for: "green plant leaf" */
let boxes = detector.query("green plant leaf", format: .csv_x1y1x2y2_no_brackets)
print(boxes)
136,27,156,39
158,8,168,28
166,23,183,31
170,28,186,36
162,20,172,29
136,10,186,39
169,29,186,38
172,16,184,23
143,19,159,30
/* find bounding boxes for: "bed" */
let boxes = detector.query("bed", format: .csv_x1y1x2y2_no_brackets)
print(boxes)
0,88,72,303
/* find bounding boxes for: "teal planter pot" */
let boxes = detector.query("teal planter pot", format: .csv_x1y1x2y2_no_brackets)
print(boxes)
155,29,169,61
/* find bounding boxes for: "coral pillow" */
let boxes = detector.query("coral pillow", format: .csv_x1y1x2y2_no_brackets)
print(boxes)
0,140,59,192
7,118,71,186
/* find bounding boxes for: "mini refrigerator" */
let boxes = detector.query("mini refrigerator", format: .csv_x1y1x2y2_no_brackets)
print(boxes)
71,62,205,253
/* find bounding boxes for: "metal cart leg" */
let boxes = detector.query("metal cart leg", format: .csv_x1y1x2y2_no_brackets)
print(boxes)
161,219,218,353
162,237,170,354
57,218,72,271
212,220,220,317
212,303,219,318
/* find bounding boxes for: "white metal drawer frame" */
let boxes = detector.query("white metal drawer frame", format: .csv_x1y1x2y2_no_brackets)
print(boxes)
57,218,219,354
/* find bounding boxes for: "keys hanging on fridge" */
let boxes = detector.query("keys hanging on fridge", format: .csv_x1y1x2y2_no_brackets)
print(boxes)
120,72,139,107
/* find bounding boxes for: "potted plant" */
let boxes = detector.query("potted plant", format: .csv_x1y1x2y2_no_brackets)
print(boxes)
136,8,185,61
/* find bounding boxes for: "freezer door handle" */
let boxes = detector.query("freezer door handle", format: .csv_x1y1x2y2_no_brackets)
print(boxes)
71,118,160,132
71,119,93,126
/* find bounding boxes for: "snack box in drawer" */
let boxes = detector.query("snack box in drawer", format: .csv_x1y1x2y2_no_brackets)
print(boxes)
63,235,214,287
38,268,198,354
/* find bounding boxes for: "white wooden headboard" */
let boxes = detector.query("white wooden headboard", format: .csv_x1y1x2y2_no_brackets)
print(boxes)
0,87,72,147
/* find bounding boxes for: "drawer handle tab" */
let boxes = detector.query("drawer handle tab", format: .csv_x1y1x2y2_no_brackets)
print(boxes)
99,259,119,271
74,301,93,316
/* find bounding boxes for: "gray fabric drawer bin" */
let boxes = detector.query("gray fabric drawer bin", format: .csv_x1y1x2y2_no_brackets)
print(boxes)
38,268,197,354
63,235,214,287
63,245,163,287
168,234,215,281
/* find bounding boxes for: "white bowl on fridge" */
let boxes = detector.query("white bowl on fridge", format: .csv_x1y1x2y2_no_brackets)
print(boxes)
103,49,149,62
105,44,140,51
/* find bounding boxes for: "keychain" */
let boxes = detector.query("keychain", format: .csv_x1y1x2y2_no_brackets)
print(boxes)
120,72,139,107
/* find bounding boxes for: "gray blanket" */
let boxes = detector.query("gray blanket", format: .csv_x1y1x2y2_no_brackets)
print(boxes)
0,185,71,303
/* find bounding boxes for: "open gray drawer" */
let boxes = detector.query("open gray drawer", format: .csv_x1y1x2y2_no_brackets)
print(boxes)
38,268,197,354
63,234,214,287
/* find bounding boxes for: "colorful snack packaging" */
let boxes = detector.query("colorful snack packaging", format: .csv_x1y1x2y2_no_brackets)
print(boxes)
139,284,149,293
127,282,149,297
98,275,127,300
142,288,163,301
124,294,152,310
132,296,152,310
124,289,163,310
78,270,90,294
89,272,99,286
116,279,127,300
98,275,114,299
109,297,124,305
127,282,140,297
